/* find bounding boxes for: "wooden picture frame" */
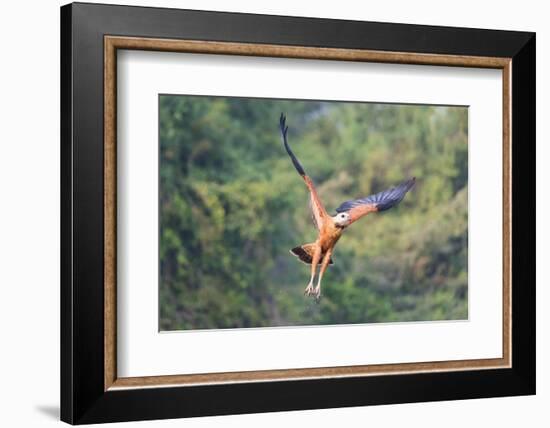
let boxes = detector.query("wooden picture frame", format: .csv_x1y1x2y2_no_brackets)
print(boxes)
61,2,535,424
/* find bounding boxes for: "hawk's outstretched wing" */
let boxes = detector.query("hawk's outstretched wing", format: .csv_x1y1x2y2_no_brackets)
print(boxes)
335,177,416,225
280,114,328,231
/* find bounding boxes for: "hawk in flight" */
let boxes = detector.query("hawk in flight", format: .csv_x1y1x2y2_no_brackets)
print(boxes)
280,114,415,300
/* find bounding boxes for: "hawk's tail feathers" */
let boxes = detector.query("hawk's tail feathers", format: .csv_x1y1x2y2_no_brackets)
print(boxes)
290,244,334,265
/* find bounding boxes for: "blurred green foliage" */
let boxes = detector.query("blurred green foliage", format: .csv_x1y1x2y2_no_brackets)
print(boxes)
159,95,468,330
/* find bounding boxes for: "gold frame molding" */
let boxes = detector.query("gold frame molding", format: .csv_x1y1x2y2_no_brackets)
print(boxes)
104,35,512,391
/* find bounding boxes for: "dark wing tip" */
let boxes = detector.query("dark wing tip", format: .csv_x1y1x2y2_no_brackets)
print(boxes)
335,177,416,214
279,113,287,136
376,177,416,211
402,176,416,194
279,114,306,177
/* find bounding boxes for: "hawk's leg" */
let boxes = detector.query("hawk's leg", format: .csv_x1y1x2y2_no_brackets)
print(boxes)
314,248,332,300
305,245,322,296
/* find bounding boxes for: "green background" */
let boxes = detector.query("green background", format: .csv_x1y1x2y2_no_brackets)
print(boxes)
159,95,468,331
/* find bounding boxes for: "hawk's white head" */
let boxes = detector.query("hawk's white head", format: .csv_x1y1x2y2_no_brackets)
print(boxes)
333,212,351,227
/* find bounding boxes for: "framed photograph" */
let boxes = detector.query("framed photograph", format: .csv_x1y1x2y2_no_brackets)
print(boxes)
60,2,535,424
